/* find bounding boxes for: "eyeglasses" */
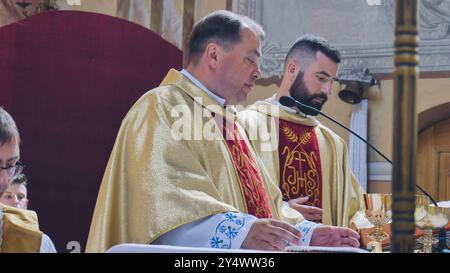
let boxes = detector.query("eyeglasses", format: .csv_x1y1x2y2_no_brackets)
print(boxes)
0,161,25,179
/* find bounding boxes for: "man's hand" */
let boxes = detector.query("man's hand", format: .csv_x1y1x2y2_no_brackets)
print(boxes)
310,225,360,248
288,196,323,222
242,219,302,251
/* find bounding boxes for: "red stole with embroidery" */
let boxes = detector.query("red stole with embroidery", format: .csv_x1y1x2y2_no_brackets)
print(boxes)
278,119,323,208
221,116,273,218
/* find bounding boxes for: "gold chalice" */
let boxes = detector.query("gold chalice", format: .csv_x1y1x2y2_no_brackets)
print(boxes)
415,206,450,253
363,194,392,252
414,195,431,222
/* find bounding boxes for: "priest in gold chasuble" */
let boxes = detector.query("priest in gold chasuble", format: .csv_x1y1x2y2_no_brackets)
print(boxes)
239,35,365,228
87,12,361,253
86,68,305,252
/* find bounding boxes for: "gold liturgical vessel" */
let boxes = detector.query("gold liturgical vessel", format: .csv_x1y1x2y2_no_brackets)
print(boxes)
363,194,392,253
364,194,432,253
415,206,450,253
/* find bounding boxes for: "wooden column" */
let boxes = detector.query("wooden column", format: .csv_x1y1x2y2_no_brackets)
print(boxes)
182,0,195,66
392,0,419,253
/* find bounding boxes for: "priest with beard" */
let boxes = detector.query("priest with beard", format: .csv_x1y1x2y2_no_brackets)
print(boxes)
239,35,366,228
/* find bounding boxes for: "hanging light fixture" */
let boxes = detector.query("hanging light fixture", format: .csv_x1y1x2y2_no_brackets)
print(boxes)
337,68,379,104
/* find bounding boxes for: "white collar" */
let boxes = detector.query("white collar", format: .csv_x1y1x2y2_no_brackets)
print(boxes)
181,69,226,106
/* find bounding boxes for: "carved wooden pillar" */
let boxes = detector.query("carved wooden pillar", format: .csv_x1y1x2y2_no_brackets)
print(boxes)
392,0,419,253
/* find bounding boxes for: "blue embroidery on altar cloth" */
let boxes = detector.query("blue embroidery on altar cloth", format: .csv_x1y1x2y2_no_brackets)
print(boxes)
296,221,317,245
210,212,246,249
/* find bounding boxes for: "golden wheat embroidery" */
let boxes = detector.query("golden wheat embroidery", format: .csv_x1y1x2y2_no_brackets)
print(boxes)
283,126,311,145
299,131,311,145
283,126,298,143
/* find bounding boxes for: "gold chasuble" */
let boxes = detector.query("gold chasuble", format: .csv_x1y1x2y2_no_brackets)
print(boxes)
238,99,365,228
0,204,42,253
86,70,302,252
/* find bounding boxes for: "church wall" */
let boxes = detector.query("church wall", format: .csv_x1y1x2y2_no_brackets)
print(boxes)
194,0,227,23
368,77,450,161
68,0,228,26
366,77,450,193
368,180,391,194
62,0,117,16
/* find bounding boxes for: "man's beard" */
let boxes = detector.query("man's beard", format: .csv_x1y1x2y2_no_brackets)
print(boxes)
288,71,328,116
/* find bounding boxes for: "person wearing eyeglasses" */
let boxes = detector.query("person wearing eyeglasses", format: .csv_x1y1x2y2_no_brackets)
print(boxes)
0,106,56,253
0,173,29,209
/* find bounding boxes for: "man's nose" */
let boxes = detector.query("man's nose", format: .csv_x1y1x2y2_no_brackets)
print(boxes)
0,171,11,192
252,67,261,81
12,196,19,206
322,82,333,95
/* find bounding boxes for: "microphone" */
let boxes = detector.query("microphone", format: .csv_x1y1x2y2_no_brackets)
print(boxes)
279,95,439,206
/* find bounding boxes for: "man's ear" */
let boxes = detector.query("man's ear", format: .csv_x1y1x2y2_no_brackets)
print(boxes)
286,61,298,81
205,43,220,68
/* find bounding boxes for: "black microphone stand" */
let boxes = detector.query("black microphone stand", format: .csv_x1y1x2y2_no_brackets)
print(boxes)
279,96,439,207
